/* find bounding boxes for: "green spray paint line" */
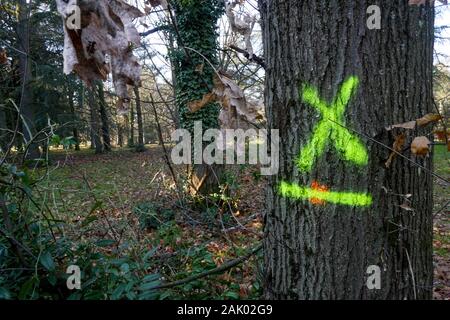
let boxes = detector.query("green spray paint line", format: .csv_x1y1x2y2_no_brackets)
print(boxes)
279,181,373,207
297,76,369,172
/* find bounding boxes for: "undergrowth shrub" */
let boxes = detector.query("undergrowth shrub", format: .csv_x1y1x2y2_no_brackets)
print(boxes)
0,138,162,300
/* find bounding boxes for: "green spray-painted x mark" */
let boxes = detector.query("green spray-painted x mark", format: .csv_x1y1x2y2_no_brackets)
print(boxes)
296,76,368,173
279,76,372,207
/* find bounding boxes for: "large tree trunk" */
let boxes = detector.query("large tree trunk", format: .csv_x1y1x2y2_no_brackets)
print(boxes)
260,0,434,299
17,0,39,160
133,86,145,152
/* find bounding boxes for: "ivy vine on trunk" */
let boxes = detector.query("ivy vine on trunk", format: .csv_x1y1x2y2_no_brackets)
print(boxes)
171,0,225,195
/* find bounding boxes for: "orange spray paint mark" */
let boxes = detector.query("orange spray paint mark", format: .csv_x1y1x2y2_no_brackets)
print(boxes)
310,180,330,205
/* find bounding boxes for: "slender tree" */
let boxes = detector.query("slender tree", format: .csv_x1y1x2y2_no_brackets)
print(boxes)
133,86,145,152
17,0,39,160
98,82,111,152
88,87,103,154
128,101,135,148
67,84,80,151
117,118,124,148
76,82,86,151
260,0,435,299
0,108,7,152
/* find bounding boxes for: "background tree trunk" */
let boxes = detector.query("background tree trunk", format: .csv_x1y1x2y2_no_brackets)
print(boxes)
260,0,434,299
97,82,111,152
172,0,224,196
117,123,124,148
68,86,80,151
0,108,7,152
128,102,135,148
76,82,85,151
88,88,103,154
168,31,180,129
17,0,39,160
133,86,145,152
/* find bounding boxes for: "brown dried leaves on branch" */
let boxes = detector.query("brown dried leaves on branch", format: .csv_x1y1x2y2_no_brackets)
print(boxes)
417,113,443,127
56,0,144,114
146,0,168,9
385,113,441,167
385,133,406,168
225,1,257,59
188,72,264,129
411,136,431,156
386,113,442,131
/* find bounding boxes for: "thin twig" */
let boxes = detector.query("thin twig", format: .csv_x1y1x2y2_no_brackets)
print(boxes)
405,249,417,300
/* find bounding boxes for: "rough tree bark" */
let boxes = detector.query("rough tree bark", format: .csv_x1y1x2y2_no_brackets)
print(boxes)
260,0,434,299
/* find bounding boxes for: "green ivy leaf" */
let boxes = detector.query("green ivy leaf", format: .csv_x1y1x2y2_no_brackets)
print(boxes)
39,251,56,271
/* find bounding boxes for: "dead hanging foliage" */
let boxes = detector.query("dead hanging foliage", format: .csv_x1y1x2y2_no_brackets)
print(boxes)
384,113,440,166
188,72,265,129
386,113,443,131
145,0,168,9
385,133,406,168
56,0,144,114
225,1,257,59
411,136,431,156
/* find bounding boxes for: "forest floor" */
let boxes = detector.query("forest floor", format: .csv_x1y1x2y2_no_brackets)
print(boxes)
41,143,449,300
42,145,265,299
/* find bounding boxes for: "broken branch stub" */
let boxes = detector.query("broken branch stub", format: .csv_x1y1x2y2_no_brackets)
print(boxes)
56,0,144,115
